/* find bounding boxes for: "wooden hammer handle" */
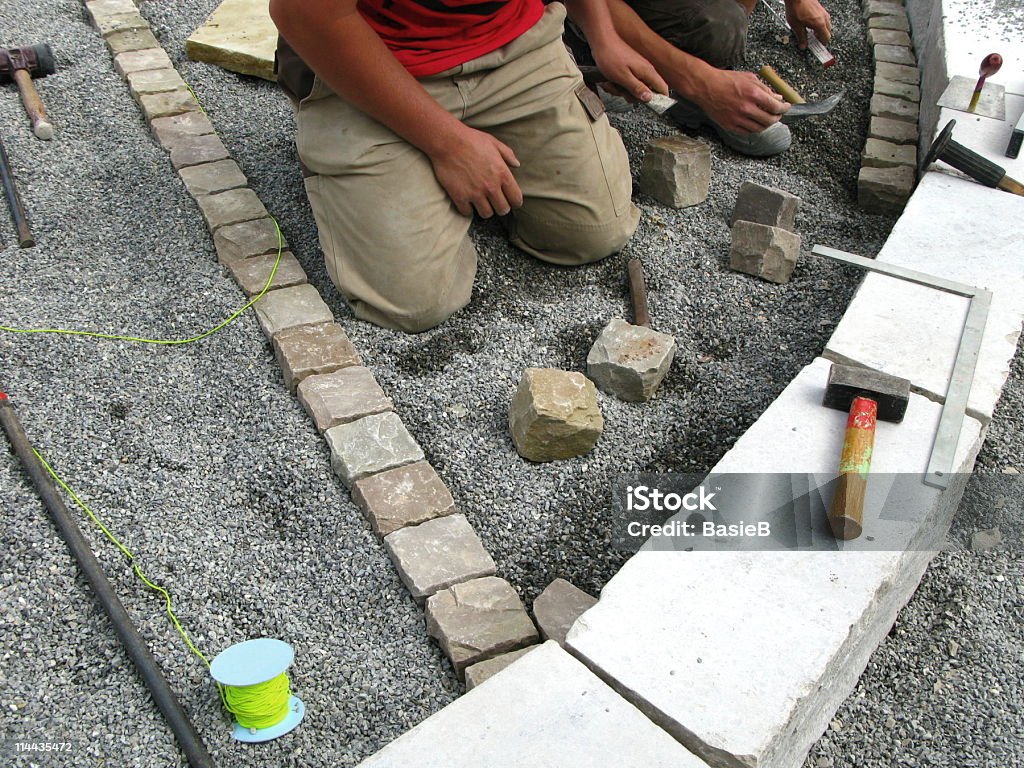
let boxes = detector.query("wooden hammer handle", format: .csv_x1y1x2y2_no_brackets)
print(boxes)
827,396,877,540
759,65,806,105
627,258,651,328
13,68,53,140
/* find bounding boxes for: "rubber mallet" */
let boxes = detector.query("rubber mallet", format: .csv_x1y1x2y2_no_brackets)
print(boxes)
822,364,910,540
0,44,56,140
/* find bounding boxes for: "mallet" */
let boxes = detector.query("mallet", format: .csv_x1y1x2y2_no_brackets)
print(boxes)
822,364,910,540
0,44,56,140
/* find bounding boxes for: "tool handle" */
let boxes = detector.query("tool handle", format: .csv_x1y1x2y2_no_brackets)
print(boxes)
627,258,651,328
827,396,877,540
935,137,1005,188
0,134,34,247
758,65,805,104
13,68,53,140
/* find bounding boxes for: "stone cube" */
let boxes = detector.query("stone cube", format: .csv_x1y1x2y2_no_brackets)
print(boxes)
195,188,268,231
384,514,497,603
104,27,160,55
214,218,285,265
170,134,230,170
586,318,676,402
325,412,424,487
533,578,597,646
298,366,392,432
114,48,174,77
464,646,538,691
875,61,919,84
95,13,150,38
253,284,334,338
149,111,216,148
179,159,249,198
868,14,910,32
127,68,188,95
869,116,918,146
862,0,905,18
729,220,802,284
868,28,912,47
729,180,801,231
874,44,916,67
425,576,539,678
508,368,603,462
85,0,138,18
871,94,918,123
874,76,920,102
858,165,915,214
228,251,307,297
352,460,456,537
638,135,711,209
272,322,361,392
862,138,917,170
137,89,199,121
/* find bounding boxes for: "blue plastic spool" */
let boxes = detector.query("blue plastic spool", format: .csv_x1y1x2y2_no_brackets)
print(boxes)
209,638,305,743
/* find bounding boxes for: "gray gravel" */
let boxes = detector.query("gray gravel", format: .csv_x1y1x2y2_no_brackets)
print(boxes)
0,0,1019,766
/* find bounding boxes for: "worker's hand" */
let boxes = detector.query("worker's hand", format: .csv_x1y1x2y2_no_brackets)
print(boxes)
591,37,668,103
428,125,524,219
695,68,790,134
785,0,832,47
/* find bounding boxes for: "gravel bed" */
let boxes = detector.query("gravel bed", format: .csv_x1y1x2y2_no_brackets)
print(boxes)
0,0,1018,766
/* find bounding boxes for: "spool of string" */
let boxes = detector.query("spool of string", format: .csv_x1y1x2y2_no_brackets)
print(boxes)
219,672,293,731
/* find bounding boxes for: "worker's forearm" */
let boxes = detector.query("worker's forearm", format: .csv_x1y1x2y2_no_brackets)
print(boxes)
563,0,619,48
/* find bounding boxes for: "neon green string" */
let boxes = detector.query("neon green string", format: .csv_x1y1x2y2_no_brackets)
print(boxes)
222,673,292,730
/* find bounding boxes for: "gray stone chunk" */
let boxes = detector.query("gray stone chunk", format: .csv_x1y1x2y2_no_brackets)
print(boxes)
862,138,917,169
214,218,285,264
508,368,603,462
105,28,161,55
586,318,676,402
178,159,248,198
228,251,307,297
729,180,801,231
114,47,174,77
533,578,598,646
868,14,910,32
170,134,230,170
875,43,916,67
94,12,150,37
871,93,919,123
253,284,334,338
127,67,187,95
858,165,915,214
195,188,268,231
863,0,906,20
464,647,538,691
325,412,424,487
970,528,1003,552
869,116,918,145
638,135,711,208
150,111,216,148
729,220,802,284
874,76,920,102
272,322,361,392
137,89,199,121
298,366,392,432
352,460,456,537
868,28,912,47
876,61,920,84
384,514,497,603
425,576,539,678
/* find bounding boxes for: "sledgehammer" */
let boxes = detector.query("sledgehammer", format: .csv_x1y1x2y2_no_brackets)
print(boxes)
0,44,56,140
822,364,910,540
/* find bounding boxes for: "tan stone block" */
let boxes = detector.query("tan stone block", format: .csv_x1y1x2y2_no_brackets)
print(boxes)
272,322,361,392
137,88,199,121
105,28,161,55
298,366,392,432
228,251,306,297
214,218,284,265
195,188,268,231
352,461,456,537
114,48,174,77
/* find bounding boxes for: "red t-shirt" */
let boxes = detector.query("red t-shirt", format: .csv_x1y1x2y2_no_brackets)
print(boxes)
358,0,546,77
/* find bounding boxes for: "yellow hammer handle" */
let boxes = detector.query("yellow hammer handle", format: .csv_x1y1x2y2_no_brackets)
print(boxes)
759,65,806,105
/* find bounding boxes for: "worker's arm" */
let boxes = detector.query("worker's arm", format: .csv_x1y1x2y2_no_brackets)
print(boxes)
269,0,522,219
784,0,832,48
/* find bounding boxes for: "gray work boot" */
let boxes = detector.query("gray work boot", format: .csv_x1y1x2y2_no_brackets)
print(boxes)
666,96,791,158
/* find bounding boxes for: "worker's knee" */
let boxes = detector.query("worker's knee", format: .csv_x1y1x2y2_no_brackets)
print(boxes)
511,204,640,266
663,0,748,68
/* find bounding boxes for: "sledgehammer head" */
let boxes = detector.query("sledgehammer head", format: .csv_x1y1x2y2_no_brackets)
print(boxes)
823,364,911,422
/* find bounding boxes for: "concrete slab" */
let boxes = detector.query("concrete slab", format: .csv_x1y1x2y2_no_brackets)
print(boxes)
185,0,278,81
566,358,984,768
941,0,1024,97
826,172,1024,423
356,642,708,768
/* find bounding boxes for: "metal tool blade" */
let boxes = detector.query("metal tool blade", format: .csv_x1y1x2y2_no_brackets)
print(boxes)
780,91,845,123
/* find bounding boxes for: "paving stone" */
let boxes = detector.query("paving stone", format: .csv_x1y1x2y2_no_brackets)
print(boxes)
127,68,187,95
105,27,161,55
533,578,597,646
871,93,918,123
85,0,139,19
729,180,801,231
425,576,539,677
352,461,456,538
137,88,199,121
185,0,278,81
873,76,920,102
862,0,905,19
875,61,920,84
729,220,801,284
253,283,334,338
326,412,425,487
298,366,392,432
637,135,711,208
213,217,284,264
169,134,231,170
874,43,916,67
868,13,910,32
178,159,248,198
94,11,150,37
586,318,676,402
383,514,496,603
868,116,918,145
114,47,174,77
857,165,915,214
464,647,538,691
868,28,912,47
272,322,361,393
508,368,603,462
195,187,268,231
355,642,701,767
228,250,306,297
149,111,216,148
862,138,917,169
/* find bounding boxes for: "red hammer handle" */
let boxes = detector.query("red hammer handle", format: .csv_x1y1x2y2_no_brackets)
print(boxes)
827,396,877,540
13,68,53,140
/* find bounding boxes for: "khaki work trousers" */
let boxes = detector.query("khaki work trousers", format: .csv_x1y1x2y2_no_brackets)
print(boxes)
295,3,640,332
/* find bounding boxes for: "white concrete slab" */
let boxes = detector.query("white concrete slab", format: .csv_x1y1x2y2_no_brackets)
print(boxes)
825,172,1024,422
355,641,708,768
941,0,1024,97
566,358,983,768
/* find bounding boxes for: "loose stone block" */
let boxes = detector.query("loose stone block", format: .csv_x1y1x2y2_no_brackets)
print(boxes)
228,251,306,297
729,220,802,284
638,135,711,209
127,68,187,95
384,514,497,603
871,93,918,123
114,48,174,77
298,366,392,432
875,61,920,84
137,88,199,121
862,0,904,19
325,412,424,487
874,43,916,67
868,28,912,47
862,138,917,170
586,318,676,402
873,76,920,102
253,284,334,338
272,322,361,393
869,116,918,145
94,12,150,37
868,14,910,32
352,460,456,537
149,111,216,148
178,159,248,198
105,28,161,55
533,578,597,646
185,0,279,81
170,134,231,170
464,647,537,691
195,187,268,231
858,165,915,214
729,180,801,231
425,576,539,677
508,368,603,462
214,218,284,264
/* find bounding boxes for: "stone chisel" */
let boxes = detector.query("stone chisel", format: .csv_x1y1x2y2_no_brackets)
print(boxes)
0,134,34,247
926,119,1024,196
645,90,842,127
